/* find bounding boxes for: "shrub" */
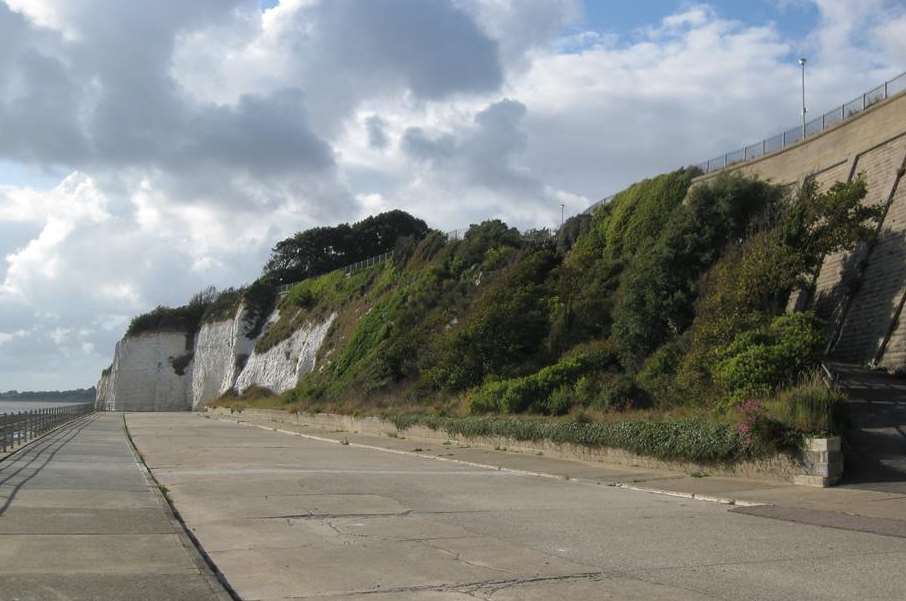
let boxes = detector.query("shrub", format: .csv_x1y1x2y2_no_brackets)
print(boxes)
735,398,799,455
169,352,194,376
602,169,698,265
546,385,574,416
635,337,689,407
612,173,785,366
201,288,243,323
425,247,557,391
286,286,317,310
126,291,212,338
468,341,620,414
594,374,637,412
712,312,825,403
242,276,278,339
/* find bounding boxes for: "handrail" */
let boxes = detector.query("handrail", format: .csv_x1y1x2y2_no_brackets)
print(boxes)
818,361,838,389
0,404,93,454
695,71,906,175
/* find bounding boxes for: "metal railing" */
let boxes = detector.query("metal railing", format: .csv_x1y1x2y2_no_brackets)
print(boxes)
696,71,906,174
1,404,93,454
582,194,616,216
343,251,393,275
276,251,396,295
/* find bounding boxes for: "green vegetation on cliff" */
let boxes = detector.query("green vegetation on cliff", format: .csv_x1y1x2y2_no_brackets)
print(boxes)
125,211,429,339
275,169,873,456
140,167,879,461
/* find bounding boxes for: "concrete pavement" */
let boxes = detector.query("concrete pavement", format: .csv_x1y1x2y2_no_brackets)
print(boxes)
209,408,906,523
0,413,229,601
127,412,906,601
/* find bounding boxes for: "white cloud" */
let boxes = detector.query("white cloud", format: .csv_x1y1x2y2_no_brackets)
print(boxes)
0,0,904,389
0,329,27,345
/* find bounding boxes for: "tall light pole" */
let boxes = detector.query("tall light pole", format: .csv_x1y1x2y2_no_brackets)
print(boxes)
560,203,565,228
799,57,807,138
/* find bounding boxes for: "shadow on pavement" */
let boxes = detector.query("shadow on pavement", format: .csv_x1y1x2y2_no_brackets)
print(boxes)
0,415,97,515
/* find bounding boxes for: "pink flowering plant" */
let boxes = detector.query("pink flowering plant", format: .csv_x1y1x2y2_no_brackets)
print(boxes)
735,397,799,454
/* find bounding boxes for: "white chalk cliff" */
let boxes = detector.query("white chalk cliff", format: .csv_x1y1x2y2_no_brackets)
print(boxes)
95,332,194,411
96,305,335,411
191,305,256,409
235,313,335,395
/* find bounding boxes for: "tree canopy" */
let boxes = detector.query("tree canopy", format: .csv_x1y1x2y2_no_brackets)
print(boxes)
263,210,429,284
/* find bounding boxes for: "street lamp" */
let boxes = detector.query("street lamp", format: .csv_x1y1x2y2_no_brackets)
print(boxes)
799,57,807,138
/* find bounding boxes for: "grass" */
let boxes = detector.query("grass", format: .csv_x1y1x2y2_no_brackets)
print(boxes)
386,414,753,463
207,386,284,413
764,372,848,436
255,267,385,354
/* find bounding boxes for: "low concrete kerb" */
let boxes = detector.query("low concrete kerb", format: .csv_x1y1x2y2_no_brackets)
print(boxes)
213,415,770,510
123,415,237,601
207,408,845,488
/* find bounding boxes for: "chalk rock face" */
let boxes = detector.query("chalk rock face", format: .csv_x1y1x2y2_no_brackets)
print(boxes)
95,332,194,411
191,306,255,409
95,368,113,411
95,304,337,411
235,313,336,394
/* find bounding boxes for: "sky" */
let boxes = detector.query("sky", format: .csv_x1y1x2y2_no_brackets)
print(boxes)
1,0,905,391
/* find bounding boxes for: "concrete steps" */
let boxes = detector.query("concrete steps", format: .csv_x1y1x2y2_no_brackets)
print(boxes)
827,362,906,492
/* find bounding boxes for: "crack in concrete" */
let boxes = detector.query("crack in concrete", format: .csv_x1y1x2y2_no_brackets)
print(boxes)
415,539,513,577
259,510,415,520
280,571,606,599
257,509,496,521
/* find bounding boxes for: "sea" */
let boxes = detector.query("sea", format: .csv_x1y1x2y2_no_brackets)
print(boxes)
0,400,91,414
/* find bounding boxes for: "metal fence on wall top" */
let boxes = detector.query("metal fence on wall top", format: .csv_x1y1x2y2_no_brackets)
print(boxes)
696,71,906,174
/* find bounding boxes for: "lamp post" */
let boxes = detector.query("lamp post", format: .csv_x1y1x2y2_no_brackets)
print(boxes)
799,57,807,138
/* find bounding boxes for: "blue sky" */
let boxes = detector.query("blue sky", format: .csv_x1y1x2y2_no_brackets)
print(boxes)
258,1,820,50
581,1,818,39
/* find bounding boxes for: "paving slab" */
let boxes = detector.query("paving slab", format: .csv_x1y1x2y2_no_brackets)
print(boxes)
3,488,161,509
0,574,225,601
732,504,906,538
127,412,906,601
0,506,174,534
0,413,228,600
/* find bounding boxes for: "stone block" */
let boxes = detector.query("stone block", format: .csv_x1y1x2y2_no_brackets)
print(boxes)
793,474,840,488
807,436,841,453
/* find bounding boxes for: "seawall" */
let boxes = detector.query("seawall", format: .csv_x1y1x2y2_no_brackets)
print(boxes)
695,86,906,368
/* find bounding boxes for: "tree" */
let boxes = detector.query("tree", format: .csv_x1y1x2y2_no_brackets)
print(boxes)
263,210,429,284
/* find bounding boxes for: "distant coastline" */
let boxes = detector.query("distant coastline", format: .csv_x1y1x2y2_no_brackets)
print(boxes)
0,387,95,403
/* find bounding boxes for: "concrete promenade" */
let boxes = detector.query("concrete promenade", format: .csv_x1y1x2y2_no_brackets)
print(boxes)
0,413,228,601
127,412,906,601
